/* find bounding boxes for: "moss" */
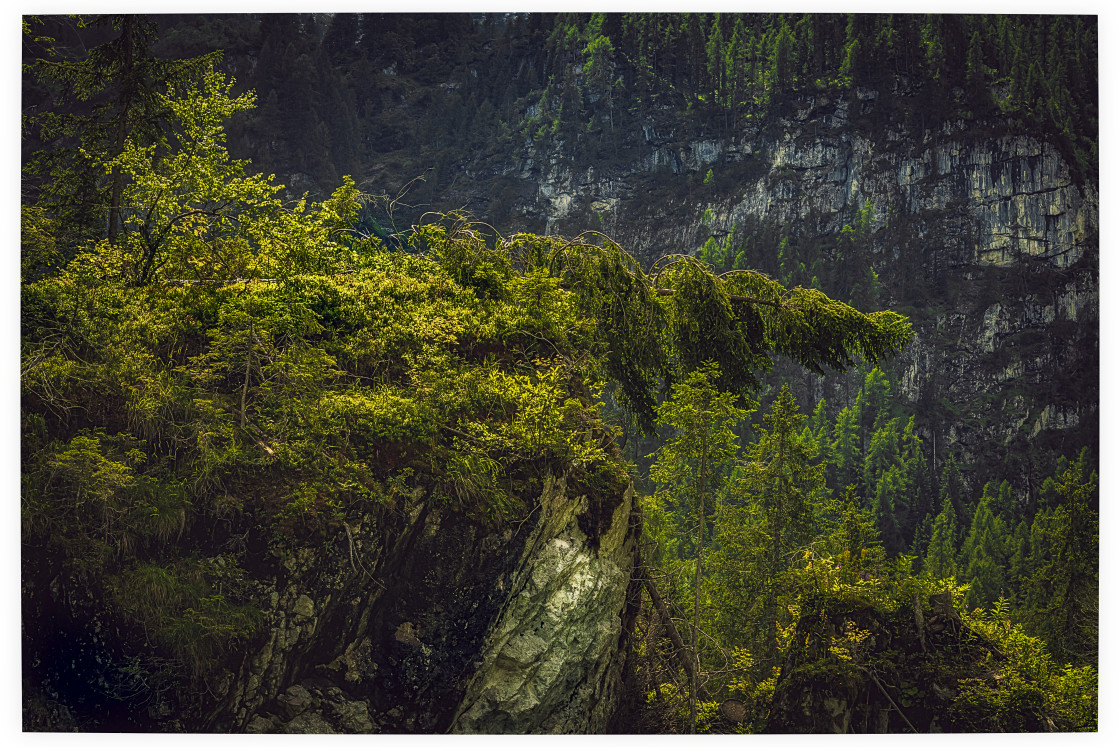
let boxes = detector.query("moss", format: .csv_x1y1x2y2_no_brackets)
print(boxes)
572,458,631,552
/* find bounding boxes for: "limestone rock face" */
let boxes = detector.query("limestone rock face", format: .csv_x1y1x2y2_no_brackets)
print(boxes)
450,476,637,733
519,90,1097,490
197,469,638,734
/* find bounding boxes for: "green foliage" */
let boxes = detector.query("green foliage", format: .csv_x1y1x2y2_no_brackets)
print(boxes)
23,16,1097,730
111,557,261,681
924,496,960,581
648,361,751,732
650,362,751,498
73,68,363,285
959,483,1009,609
952,599,1097,731
26,54,920,720
639,360,1097,731
23,15,222,261
1020,449,1098,665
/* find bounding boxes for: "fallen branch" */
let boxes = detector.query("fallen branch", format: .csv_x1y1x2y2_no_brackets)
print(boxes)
644,576,709,699
856,664,919,734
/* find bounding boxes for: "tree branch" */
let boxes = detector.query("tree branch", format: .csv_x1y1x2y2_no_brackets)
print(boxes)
644,575,710,700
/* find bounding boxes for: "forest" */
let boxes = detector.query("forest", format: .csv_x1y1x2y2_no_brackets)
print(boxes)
21,13,1097,734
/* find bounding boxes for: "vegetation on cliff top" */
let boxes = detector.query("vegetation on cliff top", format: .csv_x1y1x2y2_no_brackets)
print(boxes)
21,43,915,729
21,14,1097,733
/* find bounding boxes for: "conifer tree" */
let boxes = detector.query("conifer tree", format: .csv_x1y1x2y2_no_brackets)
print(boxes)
960,482,1008,609
911,511,934,569
871,464,905,554
807,397,831,462
1023,451,1098,665
769,22,796,97
649,361,751,734
734,384,824,657
830,405,861,493
965,29,989,110
822,485,884,574
923,495,959,581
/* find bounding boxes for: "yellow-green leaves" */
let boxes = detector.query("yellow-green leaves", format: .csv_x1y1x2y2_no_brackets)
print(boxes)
650,361,752,490
70,68,370,286
320,388,438,445
487,364,606,465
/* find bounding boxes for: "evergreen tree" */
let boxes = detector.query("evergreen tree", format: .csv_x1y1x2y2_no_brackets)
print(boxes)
871,464,905,554
1023,451,1098,665
923,495,959,581
822,484,884,575
649,361,751,733
863,417,899,499
769,21,796,98
704,15,725,107
965,28,989,110
920,14,946,82
897,416,928,539
1005,517,1033,606
733,384,824,658
859,367,892,434
839,37,862,85
911,511,934,569
583,32,617,133
807,397,831,461
959,482,1008,609
830,404,861,493
939,452,966,526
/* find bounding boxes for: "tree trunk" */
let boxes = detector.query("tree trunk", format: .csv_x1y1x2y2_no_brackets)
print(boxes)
643,577,706,698
107,16,138,244
690,421,708,734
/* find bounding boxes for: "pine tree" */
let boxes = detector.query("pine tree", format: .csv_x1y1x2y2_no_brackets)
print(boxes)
830,404,861,493
872,464,905,554
897,416,929,540
859,368,892,434
734,384,824,658
807,397,831,461
1023,451,1098,665
822,484,884,574
965,29,989,111
960,482,1008,609
923,495,959,581
769,21,796,98
863,417,899,497
583,32,617,133
649,361,751,733
939,452,966,526
920,14,946,82
911,511,934,569
704,15,725,107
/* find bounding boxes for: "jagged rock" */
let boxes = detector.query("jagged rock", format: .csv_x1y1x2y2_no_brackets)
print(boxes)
450,476,638,733
292,594,315,619
326,694,375,733
278,684,313,718
193,465,638,734
245,715,277,734
283,710,336,734
764,596,1047,733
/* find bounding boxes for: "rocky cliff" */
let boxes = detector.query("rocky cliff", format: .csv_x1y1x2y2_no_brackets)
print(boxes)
763,592,1059,733
484,87,1098,495
24,466,639,734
